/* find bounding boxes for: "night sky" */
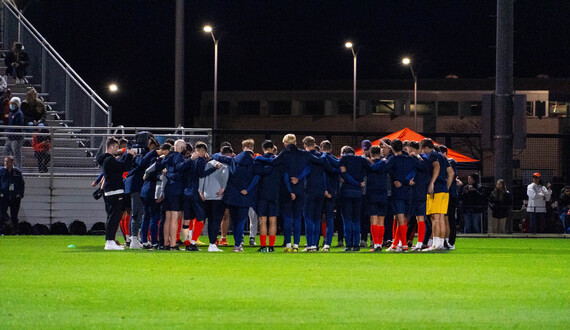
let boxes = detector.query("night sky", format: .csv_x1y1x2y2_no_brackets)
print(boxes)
20,0,570,128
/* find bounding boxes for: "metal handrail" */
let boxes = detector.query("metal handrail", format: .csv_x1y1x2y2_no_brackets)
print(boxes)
1,1,110,118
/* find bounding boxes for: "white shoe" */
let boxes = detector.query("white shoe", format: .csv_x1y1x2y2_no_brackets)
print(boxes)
208,244,223,252
233,246,244,252
104,240,125,250
448,244,456,250
411,245,422,252
386,246,397,252
130,236,142,249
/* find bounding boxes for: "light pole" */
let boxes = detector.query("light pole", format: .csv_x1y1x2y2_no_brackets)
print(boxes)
345,42,357,131
204,25,220,129
402,57,418,132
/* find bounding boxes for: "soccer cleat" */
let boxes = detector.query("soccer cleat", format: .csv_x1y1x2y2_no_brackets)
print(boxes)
220,238,229,246
208,244,223,252
353,246,361,252
301,247,308,252
186,244,200,252
104,240,125,250
386,246,398,252
343,247,353,252
249,237,256,246
284,247,292,253
257,247,268,253
336,241,344,247
321,246,330,252
159,245,169,250
306,247,317,253
268,246,275,252
292,247,299,253
401,246,409,252
233,246,244,252
411,246,422,252
448,244,456,250
196,239,208,246
176,240,184,245
142,243,152,249
151,244,159,250
372,246,382,253
169,245,180,251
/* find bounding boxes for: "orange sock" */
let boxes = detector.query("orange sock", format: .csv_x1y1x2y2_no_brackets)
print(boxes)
392,220,399,246
190,219,196,231
379,225,385,244
176,219,182,242
321,222,327,239
370,225,377,244
399,223,408,249
260,235,267,247
418,221,425,244
120,213,130,238
269,235,276,247
191,221,204,242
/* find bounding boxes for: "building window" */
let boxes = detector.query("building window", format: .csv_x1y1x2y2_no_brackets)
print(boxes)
413,102,436,116
438,101,458,116
269,101,291,116
237,101,260,116
371,100,394,114
468,102,482,116
550,102,568,117
526,102,534,117
304,101,325,116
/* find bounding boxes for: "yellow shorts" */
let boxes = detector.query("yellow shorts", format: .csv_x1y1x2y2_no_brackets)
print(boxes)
426,192,449,215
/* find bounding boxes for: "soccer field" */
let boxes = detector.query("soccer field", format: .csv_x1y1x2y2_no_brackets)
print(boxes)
0,236,568,329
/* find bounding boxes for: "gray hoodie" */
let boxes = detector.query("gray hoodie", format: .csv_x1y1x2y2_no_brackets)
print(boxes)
199,160,229,200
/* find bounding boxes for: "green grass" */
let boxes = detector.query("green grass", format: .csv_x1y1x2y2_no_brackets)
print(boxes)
0,236,569,329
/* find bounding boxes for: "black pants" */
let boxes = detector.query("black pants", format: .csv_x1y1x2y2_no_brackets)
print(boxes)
205,200,226,244
104,194,126,241
448,196,459,245
423,215,433,245
360,197,370,243
334,200,344,242
0,198,21,235
34,151,50,173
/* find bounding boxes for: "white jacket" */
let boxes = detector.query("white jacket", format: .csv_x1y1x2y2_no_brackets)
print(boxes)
527,183,549,213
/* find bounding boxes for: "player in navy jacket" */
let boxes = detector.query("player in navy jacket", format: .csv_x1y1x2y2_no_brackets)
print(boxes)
440,145,458,249
365,145,388,252
214,139,263,252
339,146,370,251
256,140,281,252
154,139,186,250
383,139,417,252
320,140,341,251
405,141,430,251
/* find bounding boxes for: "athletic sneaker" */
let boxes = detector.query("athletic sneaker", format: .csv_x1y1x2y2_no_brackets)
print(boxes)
385,246,398,252
372,246,382,252
257,247,268,253
353,246,361,252
448,244,456,250
292,247,298,253
130,237,142,249
159,245,169,250
142,243,152,249
301,247,308,252
169,245,180,251
186,244,200,252
233,246,244,252
208,244,223,252
307,247,317,253
284,247,293,253
321,246,330,252
104,240,124,250
411,245,422,252
151,244,159,250
343,247,353,252
249,237,256,246
220,238,229,246
196,239,208,246
268,246,275,252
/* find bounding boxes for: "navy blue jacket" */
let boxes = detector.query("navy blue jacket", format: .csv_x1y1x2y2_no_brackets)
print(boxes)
124,150,157,194
448,158,459,199
140,157,159,199
156,151,186,196
7,108,24,141
270,144,325,197
366,158,388,203
410,155,430,201
0,167,24,200
339,154,370,198
384,153,416,201
257,152,281,202
304,149,336,197
96,153,134,193
216,151,262,208
176,156,217,198
323,153,341,199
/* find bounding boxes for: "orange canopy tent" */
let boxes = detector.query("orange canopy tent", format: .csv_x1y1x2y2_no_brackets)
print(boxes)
354,127,478,163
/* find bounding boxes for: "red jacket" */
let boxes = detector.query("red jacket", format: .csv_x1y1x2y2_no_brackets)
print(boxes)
32,135,51,152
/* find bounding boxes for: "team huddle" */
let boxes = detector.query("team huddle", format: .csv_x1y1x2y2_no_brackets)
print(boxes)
96,132,458,253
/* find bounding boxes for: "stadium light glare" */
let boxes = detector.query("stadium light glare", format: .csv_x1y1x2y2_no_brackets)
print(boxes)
108,83,118,93
402,57,411,65
203,25,212,33
345,42,353,48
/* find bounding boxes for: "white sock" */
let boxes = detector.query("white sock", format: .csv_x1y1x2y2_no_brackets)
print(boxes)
416,242,423,248
189,230,193,240
182,228,189,241
286,243,291,248
374,244,380,248
428,239,433,246
209,243,216,248
190,240,197,245
324,244,330,249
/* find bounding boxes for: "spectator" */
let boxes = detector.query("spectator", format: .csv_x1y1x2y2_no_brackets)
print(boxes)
0,75,7,98
31,129,51,173
558,186,570,233
0,89,12,125
526,172,548,234
460,173,485,233
488,179,512,233
0,156,25,235
21,88,46,126
4,97,24,168
4,42,29,85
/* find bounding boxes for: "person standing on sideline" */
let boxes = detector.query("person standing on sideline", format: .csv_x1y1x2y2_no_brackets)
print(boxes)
97,138,136,250
527,173,548,234
0,156,24,235
489,179,512,233
460,173,485,234
4,97,24,168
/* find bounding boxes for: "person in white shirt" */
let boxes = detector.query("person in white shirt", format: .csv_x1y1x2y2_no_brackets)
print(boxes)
526,172,549,234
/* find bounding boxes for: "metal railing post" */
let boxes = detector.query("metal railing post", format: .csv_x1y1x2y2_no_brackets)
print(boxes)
90,97,96,148
41,45,46,93
65,73,70,120
48,127,55,225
